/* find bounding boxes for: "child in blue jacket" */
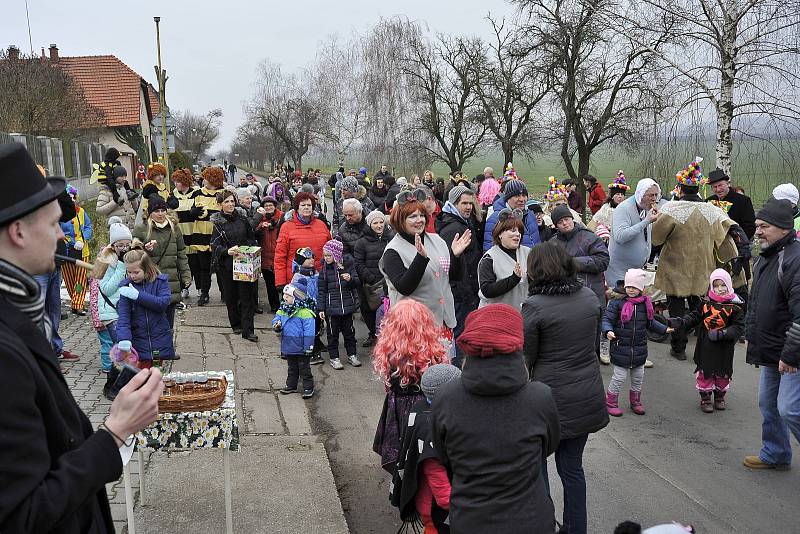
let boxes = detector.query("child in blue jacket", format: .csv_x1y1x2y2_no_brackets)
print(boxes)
273,278,317,398
291,246,325,363
318,239,361,370
116,247,175,368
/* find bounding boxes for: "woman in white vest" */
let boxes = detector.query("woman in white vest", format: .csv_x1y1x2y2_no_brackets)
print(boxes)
379,188,473,337
477,209,531,309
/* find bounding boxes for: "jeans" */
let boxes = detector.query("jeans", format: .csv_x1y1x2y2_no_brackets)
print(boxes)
759,366,800,465
667,295,701,352
286,354,313,391
542,434,589,534
452,296,479,368
34,268,63,356
326,313,357,360
97,321,118,372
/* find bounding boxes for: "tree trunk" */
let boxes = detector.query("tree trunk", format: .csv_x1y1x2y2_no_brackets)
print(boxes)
502,143,514,170
576,149,591,221
715,63,735,176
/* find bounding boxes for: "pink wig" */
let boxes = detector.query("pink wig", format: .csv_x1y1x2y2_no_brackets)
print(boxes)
478,178,501,207
372,299,449,389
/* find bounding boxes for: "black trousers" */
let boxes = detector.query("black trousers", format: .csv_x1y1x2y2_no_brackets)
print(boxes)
194,251,212,293
262,269,280,311
327,313,357,360
358,287,377,337
187,254,201,291
314,316,326,356
667,295,702,352
286,354,313,390
219,267,256,336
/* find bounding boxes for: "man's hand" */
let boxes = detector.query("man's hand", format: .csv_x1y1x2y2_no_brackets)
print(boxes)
105,368,164,444
779,360,798,374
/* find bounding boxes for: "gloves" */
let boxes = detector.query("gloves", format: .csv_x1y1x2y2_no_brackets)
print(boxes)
73,241,84,251
118,284,139,300
167,196,180,210
189,206,204,219
126,189,139,201
707,329,726,342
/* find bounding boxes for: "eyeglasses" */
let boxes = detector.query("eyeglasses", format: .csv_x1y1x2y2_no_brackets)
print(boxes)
498,208,524,221
396,188,428,206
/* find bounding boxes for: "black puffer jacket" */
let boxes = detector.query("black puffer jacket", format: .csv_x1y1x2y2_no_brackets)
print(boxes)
522,281,609,439
317,256,361,316
746,232,800,368
432,353,560,534
353,226,395,285
337,215,368,256
601,287,668,368
210,208,257,272
368,185,389,212
435,206,481,303
550,223,609,306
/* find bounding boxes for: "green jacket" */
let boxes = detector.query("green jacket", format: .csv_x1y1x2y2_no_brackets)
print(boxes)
132,220,191,304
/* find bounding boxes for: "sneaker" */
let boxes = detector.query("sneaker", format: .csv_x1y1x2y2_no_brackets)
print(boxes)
232,327,242,335
309,354,324,365
361,335,376,348
60,350,80,361
181,288,190,299
280,387,296,395
743,455,790,471
347,354,362,367
302,388,315,399
644,359,654,368
599,340,610,365
330,358,344,370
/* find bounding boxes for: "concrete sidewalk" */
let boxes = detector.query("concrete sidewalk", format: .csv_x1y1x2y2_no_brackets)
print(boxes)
61,281,349,533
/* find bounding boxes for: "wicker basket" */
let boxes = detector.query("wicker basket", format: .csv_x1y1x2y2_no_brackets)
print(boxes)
158,376,228,413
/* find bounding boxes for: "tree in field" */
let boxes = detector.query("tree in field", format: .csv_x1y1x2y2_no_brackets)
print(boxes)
468,16,550,169
513,0,675,198
173,108,223,164
630,0,800,175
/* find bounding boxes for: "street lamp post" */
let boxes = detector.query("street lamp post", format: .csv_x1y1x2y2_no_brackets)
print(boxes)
154,16,170,184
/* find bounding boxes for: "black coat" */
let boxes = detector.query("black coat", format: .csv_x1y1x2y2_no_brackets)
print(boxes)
683,296,744,377
210,208,258,271
353,227,394,285
435,209,481,304
383,183,403,214
432,354,560,534
601,289,668,368
0,295,120,533
368,186,388,212
522,282,609,439
707,190,756,240
337,216,368,256
317,256,361,315
746,233,800,368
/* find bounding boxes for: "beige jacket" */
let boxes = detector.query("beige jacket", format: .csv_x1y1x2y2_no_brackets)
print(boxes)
96,183,137,229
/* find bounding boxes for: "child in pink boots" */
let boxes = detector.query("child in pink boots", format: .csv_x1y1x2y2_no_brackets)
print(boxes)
602,268,674,416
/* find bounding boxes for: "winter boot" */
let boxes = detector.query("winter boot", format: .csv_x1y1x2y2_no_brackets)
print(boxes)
713,390,727,410
629,390,646,415
606,391,623,417
700,391,714,413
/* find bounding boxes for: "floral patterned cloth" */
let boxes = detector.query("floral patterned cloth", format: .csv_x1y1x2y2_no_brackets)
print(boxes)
135,370,240,452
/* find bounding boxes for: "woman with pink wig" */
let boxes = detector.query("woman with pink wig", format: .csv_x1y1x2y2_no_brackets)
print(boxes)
372,299,450,473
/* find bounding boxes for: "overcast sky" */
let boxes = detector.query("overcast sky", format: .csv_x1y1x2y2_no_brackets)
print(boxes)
3,0,515,151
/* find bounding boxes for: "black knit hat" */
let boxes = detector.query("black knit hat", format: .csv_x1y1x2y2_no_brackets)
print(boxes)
756,198,795,230
551,204,573,225
104,147,121,163
0,143,66,226
147,194,168,215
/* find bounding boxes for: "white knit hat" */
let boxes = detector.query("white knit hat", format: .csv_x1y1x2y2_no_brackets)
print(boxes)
365,210,385,226
773,183,799,206
108,216,132,244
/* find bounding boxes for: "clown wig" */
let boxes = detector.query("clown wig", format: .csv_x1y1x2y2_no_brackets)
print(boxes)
171,168,194,188
478,177,501,207
147,163,167,180
201,166,225,189
372,299,449,389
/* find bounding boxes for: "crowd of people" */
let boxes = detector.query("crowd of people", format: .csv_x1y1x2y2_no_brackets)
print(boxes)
1,139,799,533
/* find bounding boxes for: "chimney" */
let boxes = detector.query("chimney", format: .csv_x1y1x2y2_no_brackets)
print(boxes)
49,44,59,62
7,45,19,60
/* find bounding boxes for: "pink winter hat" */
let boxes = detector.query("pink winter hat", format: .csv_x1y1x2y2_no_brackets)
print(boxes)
624,268,647,291
709,268,733,294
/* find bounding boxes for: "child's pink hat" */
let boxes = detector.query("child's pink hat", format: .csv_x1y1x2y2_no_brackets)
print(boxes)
709,268,733,295
624,268,647,291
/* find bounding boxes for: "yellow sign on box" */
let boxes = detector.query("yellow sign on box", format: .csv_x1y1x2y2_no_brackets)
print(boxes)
232,246,261,282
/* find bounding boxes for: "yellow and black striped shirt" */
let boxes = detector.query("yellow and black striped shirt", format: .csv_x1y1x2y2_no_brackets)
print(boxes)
191,187,222,252
173,186,200,252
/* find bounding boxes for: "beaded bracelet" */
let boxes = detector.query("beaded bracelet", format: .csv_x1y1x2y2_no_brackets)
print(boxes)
99,417,135,447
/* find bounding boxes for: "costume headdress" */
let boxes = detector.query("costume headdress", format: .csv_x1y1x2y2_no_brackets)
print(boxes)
608,170,629,192
544,176,567,203
675,157,705,186
503,162,518,183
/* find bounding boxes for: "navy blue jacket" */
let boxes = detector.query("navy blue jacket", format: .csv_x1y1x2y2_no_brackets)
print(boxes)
116,274,175,360
317,256,361,316
601,289,667,368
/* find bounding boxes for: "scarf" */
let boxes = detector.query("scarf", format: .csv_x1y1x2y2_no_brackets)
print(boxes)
278,298,316,317
621,294,654,324
708,289,736,303
0,259,50,337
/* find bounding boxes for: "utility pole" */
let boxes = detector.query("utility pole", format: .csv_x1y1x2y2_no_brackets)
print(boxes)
154,16,170,186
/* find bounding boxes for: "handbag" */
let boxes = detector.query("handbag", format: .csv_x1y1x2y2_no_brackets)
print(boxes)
362,280,385,311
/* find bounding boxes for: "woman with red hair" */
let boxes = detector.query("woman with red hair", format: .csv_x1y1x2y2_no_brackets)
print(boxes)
372,299,449,473
139,163,172,218
273,191,332,288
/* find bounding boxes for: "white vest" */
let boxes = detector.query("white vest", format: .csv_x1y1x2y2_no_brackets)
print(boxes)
478,245,531,310
380,232,457,328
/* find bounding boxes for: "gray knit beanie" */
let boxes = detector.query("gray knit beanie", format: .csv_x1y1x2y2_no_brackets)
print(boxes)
448,184,473,205
421,364,462,402
340,177,359,193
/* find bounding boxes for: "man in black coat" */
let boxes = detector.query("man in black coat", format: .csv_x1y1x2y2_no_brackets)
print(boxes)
0,143,163,533
707,168,756,240
743,198,800,470
337,198,368,256
435,185,481,367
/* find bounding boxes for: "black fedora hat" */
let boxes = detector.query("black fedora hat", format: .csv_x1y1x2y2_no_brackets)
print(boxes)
0,142,66,226
707,168,729,184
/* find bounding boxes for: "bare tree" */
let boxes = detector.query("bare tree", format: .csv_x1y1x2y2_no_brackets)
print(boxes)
0,49,104,138
173,108,223,164
628,0,800,175
403,34,488,173
468,16,550,168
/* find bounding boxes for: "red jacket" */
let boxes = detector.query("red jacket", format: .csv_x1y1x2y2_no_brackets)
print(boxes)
425,202,442,234
414,458,451,534
257,210,283,270
588,183,607,214
273,212,331,286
